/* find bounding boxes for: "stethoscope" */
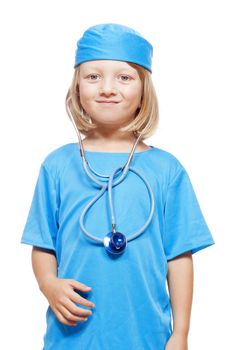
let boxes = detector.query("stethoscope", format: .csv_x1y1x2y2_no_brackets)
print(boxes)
69,113,155,256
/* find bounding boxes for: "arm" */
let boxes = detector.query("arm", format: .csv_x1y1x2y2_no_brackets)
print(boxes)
31,246,95,326
31,246,58,290
165,251,193,350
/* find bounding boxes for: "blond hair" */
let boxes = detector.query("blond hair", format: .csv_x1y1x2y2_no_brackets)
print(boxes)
65,62,159,141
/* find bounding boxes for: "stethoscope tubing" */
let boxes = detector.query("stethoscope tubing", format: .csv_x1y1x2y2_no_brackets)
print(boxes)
79,164,155,243
67,108,155,251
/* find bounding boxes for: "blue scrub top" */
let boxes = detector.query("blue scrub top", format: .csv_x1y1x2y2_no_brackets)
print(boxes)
21,143,215,350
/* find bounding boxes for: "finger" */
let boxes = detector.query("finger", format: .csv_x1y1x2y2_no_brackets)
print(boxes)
68,279,92,293
55,309,81,326
70,292,95,309
58,305,89,323
62,298,93,317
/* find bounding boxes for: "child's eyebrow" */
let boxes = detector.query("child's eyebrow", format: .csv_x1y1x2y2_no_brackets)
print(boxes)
81,66,136,74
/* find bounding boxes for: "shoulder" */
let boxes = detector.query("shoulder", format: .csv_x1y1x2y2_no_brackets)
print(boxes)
41,143,77,179
149,146,185,181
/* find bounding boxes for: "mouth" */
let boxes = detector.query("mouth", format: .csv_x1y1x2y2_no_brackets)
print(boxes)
96,100,120,104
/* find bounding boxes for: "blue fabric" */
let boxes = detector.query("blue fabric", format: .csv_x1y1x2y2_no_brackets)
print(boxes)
21,143,215,350
74,23,153,73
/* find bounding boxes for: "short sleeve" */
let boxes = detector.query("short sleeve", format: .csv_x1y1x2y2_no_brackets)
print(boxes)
20,163,59,251
163,166,215,261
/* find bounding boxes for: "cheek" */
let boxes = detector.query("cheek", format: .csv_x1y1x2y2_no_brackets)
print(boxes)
79,87,95,108
79,82,95,97
125,90,142,108
124,82,142,102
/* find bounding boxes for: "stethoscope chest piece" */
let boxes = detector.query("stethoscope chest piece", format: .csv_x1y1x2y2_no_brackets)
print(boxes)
103,231,127,255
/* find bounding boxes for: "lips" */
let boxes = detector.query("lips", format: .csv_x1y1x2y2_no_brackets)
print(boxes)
96,100,120,103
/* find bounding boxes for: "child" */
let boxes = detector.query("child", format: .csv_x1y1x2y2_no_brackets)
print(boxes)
21,23,215,350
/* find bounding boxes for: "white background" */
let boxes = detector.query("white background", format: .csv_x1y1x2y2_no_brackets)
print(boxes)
0,0,232,348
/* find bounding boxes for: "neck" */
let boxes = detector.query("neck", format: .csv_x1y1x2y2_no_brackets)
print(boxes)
83,130,141,152
88,129,137,142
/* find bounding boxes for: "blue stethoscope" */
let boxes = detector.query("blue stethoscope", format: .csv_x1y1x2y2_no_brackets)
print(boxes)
69,114,155,256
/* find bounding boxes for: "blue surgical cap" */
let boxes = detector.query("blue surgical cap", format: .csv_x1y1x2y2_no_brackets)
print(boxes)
74,23,153,73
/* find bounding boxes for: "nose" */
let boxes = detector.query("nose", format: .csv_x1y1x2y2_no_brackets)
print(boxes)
99,78,118,96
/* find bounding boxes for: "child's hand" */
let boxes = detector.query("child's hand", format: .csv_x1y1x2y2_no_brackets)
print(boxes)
40,277,95,326
165,332,188,350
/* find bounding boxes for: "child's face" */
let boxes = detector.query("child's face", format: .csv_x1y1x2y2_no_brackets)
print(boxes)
78,60,142,129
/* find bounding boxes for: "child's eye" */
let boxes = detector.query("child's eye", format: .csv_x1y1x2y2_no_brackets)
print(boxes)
88,74,100,80
120,75,131,81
